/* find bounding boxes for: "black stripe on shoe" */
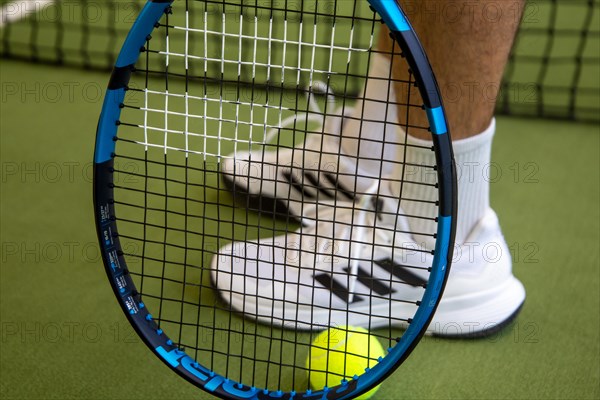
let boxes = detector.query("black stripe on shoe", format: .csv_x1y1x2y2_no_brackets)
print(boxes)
343,267,396,296
374,258,427,287
302,171,336,199
322,172,355,201
282,170,317,199
314,273,363,303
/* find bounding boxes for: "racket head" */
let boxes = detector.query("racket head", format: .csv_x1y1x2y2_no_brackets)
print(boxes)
93,0,456,398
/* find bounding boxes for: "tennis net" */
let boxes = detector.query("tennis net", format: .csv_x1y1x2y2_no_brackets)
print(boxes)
1,0,598,122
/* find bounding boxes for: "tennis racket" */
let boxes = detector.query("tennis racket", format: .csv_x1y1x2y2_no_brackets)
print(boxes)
94,0,456,398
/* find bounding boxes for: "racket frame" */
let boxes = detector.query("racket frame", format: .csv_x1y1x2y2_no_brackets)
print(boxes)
93,0,457,398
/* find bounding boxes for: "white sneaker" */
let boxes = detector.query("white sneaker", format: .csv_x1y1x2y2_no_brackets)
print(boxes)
220,108,404,220
220,130,354,220
211,183,525,337
428,209,526,337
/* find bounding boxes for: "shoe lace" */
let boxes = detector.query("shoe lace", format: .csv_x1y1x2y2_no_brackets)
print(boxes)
346,182,383,302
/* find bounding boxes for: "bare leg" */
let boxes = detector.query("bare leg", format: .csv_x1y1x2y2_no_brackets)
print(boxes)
378,0,525,139
376,0,526,244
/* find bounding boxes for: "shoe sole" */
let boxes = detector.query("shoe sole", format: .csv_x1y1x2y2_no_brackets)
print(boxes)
212,266,526,338
431,302,524,339
427,275,526,338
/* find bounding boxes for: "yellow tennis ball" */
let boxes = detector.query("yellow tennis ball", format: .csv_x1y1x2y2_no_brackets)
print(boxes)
306,325,385,399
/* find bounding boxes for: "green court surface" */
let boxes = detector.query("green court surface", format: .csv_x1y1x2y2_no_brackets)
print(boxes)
1,58,599,400
2,3,599,400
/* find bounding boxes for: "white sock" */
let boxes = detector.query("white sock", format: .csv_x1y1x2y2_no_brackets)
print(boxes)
337,53,404,190
397,119,496,247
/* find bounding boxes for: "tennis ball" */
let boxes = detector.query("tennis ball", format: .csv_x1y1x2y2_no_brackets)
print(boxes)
306,325,385,399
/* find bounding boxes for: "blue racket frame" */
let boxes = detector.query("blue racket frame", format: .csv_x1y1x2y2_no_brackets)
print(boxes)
93,0,457,398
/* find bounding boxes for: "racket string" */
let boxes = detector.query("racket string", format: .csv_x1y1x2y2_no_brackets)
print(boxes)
108,0,442,391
